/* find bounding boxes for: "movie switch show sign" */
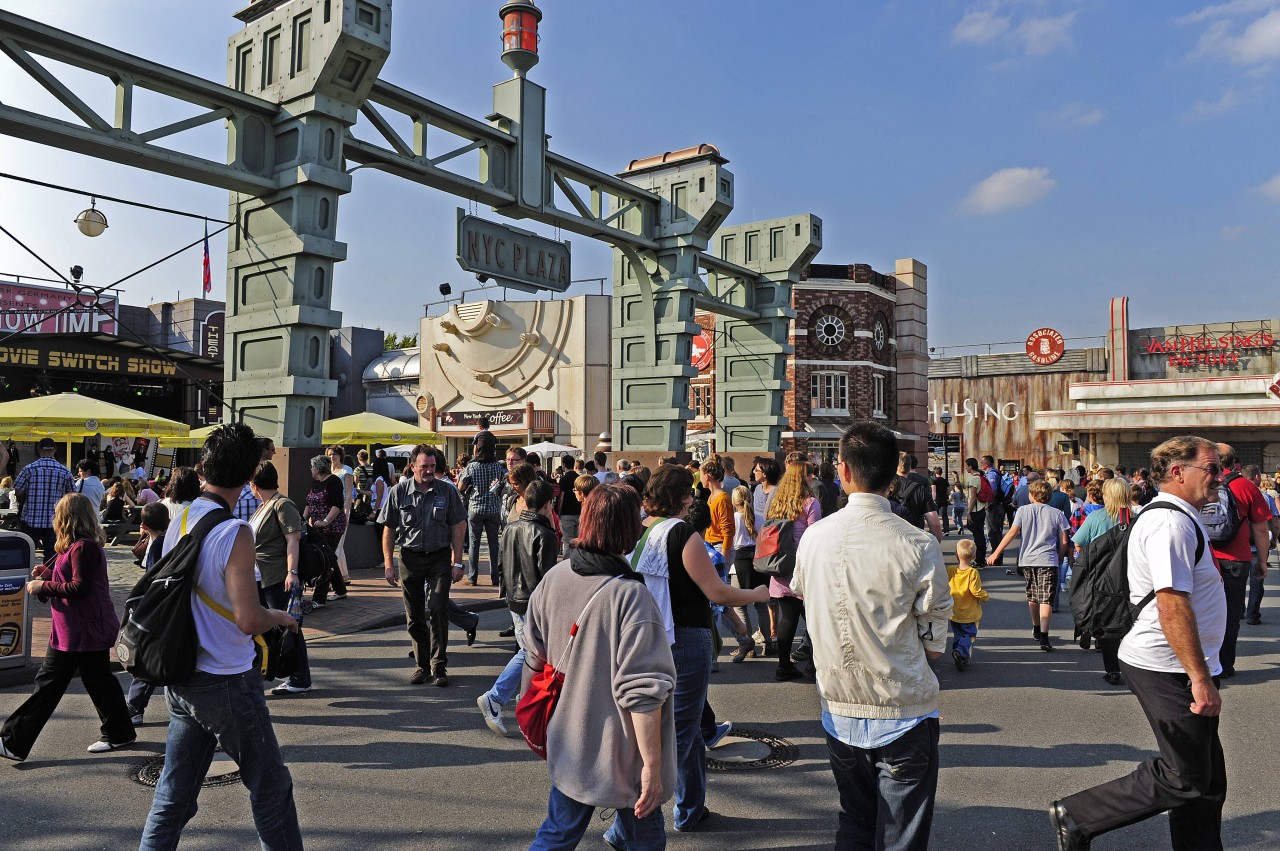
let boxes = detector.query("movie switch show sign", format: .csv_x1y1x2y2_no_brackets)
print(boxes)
0,281,117,336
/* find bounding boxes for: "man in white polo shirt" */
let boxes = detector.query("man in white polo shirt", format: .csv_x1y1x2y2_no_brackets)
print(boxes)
1051,435,1227,851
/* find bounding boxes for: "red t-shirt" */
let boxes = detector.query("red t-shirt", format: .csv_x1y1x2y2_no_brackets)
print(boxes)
1210,474,1272,563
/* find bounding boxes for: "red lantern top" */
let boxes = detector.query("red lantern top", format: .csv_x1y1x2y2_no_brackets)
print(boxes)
499,1,542,76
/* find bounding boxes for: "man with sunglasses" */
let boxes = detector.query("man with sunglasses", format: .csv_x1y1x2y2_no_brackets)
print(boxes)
1051,436,1227,851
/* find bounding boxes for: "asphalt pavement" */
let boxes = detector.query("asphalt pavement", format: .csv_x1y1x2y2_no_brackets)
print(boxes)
0,533,1277,850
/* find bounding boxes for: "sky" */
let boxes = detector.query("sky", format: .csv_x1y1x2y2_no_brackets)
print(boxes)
1,0,1278,352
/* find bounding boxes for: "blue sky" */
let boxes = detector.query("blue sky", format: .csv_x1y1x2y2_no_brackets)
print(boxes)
0,0,1276,350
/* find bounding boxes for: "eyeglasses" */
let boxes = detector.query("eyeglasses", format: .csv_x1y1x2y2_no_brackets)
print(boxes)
1183,463,1222,478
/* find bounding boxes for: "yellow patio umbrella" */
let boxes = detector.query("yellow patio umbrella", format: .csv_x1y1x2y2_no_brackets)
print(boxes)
162,424,218,449
321,411,440,451
0,393,189,465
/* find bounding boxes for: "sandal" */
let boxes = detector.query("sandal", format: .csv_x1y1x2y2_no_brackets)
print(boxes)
730,634,756,663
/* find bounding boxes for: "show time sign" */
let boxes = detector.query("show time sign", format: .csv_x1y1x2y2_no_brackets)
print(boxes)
457,210,570,294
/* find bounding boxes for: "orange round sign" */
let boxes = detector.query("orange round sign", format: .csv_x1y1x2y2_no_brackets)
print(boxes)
1026,328,1065,365
691,331,713,372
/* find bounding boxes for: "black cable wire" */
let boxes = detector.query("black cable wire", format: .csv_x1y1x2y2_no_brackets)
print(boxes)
0,222,73,285
108,222,233,288
0,172,232,225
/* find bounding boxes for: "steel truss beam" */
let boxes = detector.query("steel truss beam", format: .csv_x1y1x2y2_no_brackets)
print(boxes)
344,80,666,255
0,10,280,196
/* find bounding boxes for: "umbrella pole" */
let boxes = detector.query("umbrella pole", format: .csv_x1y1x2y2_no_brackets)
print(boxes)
66,440,71,469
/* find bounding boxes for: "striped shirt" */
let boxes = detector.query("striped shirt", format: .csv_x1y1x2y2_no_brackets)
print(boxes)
459,460,504,516
234,483,261,521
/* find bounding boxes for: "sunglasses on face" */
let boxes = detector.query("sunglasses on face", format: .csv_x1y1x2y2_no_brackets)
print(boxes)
1183,463,1222,478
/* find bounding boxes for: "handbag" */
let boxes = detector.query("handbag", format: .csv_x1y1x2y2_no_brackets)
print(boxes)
515,575,622,760
195,586,301,682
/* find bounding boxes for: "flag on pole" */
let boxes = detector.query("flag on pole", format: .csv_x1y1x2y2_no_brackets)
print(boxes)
202,221,212,295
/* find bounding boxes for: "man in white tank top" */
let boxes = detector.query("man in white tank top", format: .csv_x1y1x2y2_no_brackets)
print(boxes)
139,423,302,851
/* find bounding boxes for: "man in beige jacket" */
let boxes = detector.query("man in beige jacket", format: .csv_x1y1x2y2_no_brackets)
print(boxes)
792,420,952,851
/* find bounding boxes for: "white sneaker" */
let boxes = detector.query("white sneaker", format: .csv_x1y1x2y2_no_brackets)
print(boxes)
87,737,136,754
476,694,509,737
270,682,311,695
130,713,144,727
0,739,22,762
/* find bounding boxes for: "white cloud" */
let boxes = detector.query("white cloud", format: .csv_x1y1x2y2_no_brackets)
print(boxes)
962,167,1056,214
1186,88,1241,119
1253,172,1280,198
1015,12,1078,56
953,4,1078,58
1220,224,1250,240
953,8,1012,45
1042,102,1105,127
1192,7,1280,65
1177,0,1279,25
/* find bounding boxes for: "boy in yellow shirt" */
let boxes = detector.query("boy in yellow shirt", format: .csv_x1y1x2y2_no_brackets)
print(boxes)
948,539,989,672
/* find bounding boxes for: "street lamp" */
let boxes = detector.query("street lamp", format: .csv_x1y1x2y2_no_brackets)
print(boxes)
74,198,108,237
940,410,953,488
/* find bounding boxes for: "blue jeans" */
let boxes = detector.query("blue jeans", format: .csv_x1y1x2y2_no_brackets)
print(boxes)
126,678,157,716
486,612,526,707
261,583,311,690
530,785,666,851
467,512,500,583
950,621,978,661
671,625,712,830
826,717,940,851
139,670,302,851
1246,565,1265,620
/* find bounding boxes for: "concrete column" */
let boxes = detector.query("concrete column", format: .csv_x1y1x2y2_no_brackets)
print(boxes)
223,1,390,446
894,258,929,451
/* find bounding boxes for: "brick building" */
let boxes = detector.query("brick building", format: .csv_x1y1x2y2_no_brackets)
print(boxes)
688,258,929,460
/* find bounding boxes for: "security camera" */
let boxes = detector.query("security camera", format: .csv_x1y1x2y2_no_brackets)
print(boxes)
69,265,84,283
439,282,452,296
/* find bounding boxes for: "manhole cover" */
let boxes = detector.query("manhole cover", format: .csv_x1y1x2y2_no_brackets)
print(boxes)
130,753,242,788
706,728,797,772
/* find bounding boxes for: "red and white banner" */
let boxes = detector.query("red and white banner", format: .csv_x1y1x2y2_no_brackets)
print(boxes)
0,281,117,336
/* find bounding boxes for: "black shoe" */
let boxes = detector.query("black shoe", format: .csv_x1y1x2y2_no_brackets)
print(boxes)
775,663,803,681
1103,672,1122,686
1246,616,1262,625
1049,800,1091,851
675,807,713,833
952,650,967,672
1078,634,1092,651
465,621,478,647
1033,628,1044,642
1040,638,1054,652
1220,667,1236,679
498,626,516,638
433,673,450,688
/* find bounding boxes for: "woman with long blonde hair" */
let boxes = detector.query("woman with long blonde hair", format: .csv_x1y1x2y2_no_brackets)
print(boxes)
766,453,823,680
0,493,134,762
1071,478,1133,685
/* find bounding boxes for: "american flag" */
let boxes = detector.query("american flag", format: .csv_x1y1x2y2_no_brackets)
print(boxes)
202,222,211,294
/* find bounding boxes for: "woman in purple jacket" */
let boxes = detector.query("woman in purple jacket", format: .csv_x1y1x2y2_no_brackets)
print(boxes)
0,493,134,762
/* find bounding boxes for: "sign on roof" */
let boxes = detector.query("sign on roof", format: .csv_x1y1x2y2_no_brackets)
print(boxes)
456,210,571,294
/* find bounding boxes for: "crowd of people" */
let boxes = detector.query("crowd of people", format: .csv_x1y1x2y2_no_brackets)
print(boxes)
0,422,1276,850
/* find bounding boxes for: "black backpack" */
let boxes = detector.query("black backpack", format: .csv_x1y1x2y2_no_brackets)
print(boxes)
1200,471,1243,544
298,527,337,585
1069,503,1205,641
114,500,234,685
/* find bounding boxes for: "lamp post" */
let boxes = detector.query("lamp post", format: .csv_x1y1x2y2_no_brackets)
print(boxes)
940,410,953,487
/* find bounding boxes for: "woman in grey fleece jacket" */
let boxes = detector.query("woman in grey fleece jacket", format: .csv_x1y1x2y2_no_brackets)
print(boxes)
523,484,677,850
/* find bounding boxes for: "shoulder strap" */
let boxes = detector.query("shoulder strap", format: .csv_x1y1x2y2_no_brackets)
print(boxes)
628,518,672,570
560,575,624,675
1134,502,1205,565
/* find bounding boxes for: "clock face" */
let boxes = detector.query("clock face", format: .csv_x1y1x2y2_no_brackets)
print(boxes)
872,315,888,354
809,305,851,355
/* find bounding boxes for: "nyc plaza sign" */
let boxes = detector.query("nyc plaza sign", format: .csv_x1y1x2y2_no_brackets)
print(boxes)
457,210,571,294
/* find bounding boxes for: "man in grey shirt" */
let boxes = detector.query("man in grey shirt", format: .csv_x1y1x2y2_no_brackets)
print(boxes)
379,446,467,687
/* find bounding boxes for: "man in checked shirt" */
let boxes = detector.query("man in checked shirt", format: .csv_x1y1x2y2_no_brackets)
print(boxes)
14,437,74,564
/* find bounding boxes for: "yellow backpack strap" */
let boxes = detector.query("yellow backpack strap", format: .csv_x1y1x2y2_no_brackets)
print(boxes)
194,585,235,622
180,504,191,536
